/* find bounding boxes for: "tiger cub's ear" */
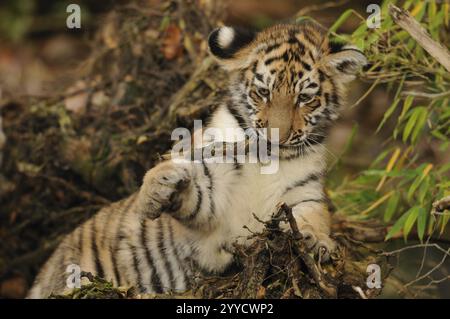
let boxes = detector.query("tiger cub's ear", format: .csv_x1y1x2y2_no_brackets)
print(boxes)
208,26,256,70
323,43,367,83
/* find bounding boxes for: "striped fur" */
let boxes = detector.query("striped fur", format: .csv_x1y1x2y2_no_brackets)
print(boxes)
28,22,366,298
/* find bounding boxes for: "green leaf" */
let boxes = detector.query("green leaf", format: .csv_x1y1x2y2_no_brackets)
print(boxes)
414,3,427,22
385,210,409,241
417,175,430,204
402,0,414,10
329,9,354,33
377,99,400,133
417,207,427,242
384,192,400,222
439,213,450,235
371,149,391,168
411,108,428,143
159,15,171,30
398,96,414,123
431,130,447,141
403,206,420,241
438,162,450,175
352,23,367,38
403,107,426,143
428,0,437,22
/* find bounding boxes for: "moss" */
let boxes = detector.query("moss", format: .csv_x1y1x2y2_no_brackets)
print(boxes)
50,272,132,299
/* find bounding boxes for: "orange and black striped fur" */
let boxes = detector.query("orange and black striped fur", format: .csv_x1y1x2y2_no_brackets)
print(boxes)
28,21,366,298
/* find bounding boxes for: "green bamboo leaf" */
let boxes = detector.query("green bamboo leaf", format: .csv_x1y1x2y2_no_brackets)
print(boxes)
407,165,430,201
399,96,414,123
431,130,447,141
391,30,410,42
352,23,367,38
429,5,443,39
159,15,171,30
403,206,420,241
403,107,422,142
417,175,430,204
438,162,450,175
417,207,427,242
384,192,400,222
385,210,409,241
411,108,428,143
371,149,391,168
439,141,449,152
402,0,414,10
329,9,354,33
439,213,450,235
377,99,400,133
428,0,437,21
414,2,427,22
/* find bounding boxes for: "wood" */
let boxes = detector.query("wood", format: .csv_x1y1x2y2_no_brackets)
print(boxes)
388,4,450,72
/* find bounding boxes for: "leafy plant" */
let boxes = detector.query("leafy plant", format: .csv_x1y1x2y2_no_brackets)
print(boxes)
329,0,449,242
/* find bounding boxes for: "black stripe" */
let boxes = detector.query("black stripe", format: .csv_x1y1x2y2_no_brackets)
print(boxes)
53,249,67,293
328,78,339,106
308,50,316,63
284,173,320,193
91,218,105,279
306,134,325,145
157,218,175,290
318,69,326,82
290,198,324,207
201,162,215,216
300,60,311,71
324,93,330,105
76,226,83,258
337,60,356,73
302,31,317,46
306,82,318,89
167,219,188,289
255,73,264,82
264,54,285,66
208,27,255,59
233,158,242,170
128,241,145,292
226,102,247,130
140,218,163,293
110,196,136,286
187,180,203,220
329,41,345,53
264,43,282,53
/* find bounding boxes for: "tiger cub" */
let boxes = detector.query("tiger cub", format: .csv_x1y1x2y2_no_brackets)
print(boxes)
28,21,366,298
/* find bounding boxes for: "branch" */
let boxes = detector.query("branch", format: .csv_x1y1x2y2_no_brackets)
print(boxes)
388,4,450,72
432,195,450,214
279,203,337,298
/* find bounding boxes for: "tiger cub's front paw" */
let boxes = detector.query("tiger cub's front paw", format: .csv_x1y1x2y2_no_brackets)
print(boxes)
136,161,191,219
297,224,336,262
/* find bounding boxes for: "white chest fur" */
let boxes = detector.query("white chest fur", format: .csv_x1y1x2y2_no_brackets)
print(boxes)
197,104,326,246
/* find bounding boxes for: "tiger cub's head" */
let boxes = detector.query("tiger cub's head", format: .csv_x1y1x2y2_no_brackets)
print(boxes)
208,22,366,157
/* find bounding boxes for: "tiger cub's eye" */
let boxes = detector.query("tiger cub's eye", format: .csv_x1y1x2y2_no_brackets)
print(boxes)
298,94,314,104
257,88,270,98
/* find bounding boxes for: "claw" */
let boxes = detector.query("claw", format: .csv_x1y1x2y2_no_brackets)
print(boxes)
297,224,336,263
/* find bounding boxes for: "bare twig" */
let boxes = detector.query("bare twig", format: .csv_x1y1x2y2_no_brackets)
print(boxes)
295,0,349,18
401,90,450,99
383,243,450,257
432,195,450,214
388,4,450,72
405,247,450,288
279,203,337,298
352,286,368,299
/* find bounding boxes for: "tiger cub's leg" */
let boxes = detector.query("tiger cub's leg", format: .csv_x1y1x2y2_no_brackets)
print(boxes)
135,159,235,273
135,160,217,229
290,201,336,261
